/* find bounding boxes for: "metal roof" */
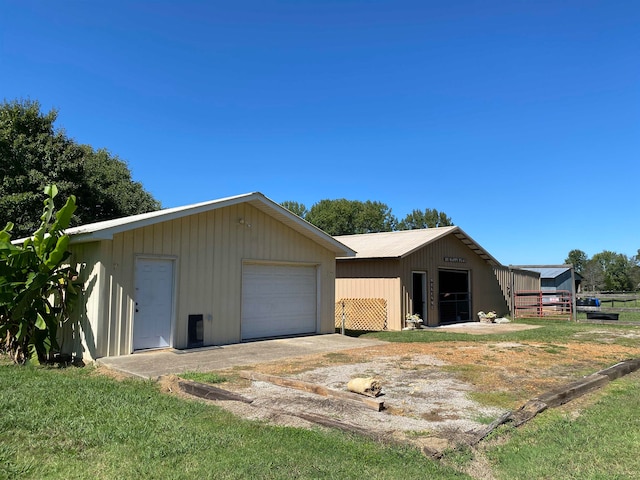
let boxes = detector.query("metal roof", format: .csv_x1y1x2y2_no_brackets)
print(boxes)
335,226,502,266
62,192,355,257
515,265,573,279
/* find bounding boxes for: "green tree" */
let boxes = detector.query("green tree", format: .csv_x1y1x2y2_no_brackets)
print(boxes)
0,99,160,237
565,249,588,274
590,251,635,292
0,185,79,364
281,200,308,219
581,259,604,292
397,208,453,230
305,199,397,235
632,249,640,290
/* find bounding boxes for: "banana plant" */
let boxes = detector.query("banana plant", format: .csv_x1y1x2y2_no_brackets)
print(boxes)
0,185,79,364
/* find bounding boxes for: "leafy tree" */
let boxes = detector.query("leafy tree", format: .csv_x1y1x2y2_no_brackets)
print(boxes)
305,199,397,236
0,99,160,237
632,249,640,290
581,259,604,292
281,200,308,219
397,208,453,230
565,249,588,274
357,200,397,233
0,185,79,364
590,251,635,292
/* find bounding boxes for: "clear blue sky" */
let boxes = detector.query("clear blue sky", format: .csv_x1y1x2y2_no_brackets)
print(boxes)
2,1,638,265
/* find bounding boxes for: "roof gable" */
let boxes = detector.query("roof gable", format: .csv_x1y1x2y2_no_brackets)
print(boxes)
335,227,501,266
64,192,355,257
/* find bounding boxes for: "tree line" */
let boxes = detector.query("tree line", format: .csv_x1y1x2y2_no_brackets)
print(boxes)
1,99,160,238
2,99,453,239
281,199,453,236
566,249,640,292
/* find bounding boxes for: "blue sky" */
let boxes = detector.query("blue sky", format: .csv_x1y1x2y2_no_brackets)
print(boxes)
2,1,638,265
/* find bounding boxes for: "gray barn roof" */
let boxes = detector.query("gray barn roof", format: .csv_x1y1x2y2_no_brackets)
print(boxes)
515,265,573,279
62,192,355,257
335,226,501,266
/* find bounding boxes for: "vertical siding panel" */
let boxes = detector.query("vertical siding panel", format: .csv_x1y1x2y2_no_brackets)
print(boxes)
152,223,162,254
162,221,173,256
110,234,122,356
179,216,194,347
219,207,235,343
212,209,224,343
170,217,182,346
229,205,242,341
122,230,136,355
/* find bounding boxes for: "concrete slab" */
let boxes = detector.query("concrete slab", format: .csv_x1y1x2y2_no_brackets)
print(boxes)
428,322,541,335
97,334,386,379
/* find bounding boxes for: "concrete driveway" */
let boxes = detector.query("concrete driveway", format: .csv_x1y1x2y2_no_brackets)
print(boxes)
97,334,386,379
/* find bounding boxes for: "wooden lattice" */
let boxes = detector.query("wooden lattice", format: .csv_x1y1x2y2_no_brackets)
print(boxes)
335,298,387,331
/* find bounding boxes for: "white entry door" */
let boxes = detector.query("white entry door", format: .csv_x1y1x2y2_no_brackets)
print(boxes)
241,264,317,341
133,258,175,351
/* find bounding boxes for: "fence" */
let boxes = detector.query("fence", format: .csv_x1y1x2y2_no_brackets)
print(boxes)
335,298,387,331
514,290,573,319
579,293,639,311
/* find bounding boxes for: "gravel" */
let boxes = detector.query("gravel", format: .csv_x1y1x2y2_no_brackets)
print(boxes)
212,353,507,448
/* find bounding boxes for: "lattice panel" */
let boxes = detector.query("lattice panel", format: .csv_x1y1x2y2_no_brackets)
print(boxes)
335,298,387,331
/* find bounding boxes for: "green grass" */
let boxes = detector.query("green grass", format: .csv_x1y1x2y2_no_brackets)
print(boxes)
360,318,640,346
4,319,640,479
178,370,228,384
484,373,640,479
0,360,465,480
468,391,519,410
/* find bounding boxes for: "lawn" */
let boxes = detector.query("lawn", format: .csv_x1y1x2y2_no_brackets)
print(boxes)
2,318,640,479
484,372,640,479
0,358,463,480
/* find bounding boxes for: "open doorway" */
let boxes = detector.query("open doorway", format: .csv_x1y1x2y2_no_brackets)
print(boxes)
439,270,470,324
412,271,427,324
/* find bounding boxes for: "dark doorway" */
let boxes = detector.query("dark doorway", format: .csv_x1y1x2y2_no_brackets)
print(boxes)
412,271,427,323
439,270,470,323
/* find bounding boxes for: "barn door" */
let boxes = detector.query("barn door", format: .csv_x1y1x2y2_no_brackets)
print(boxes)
133,258,175,351
438,269,470,324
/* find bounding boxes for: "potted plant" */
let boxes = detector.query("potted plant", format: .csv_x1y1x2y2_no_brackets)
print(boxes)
404,313,423,330
477,311,497,323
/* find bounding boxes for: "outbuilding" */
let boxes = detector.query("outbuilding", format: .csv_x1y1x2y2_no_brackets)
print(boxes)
334,227,510,330
63,192,354,361
515,265,580,294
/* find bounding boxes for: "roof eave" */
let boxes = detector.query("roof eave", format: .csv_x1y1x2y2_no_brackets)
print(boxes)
66,192,355,257
449,227,503,267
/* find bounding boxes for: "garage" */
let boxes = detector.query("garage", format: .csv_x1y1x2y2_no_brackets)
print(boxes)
241,263,318,340
59,192,354,360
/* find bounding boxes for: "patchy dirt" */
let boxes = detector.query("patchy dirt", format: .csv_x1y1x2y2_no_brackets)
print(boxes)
195,332,640,453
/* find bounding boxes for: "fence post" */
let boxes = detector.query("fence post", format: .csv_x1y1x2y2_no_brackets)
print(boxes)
341,300,345,336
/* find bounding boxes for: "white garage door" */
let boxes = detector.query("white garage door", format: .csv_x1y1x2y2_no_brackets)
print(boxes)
241,264,317,341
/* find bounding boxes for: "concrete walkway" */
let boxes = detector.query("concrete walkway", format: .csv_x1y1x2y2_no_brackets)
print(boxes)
97,334,386,379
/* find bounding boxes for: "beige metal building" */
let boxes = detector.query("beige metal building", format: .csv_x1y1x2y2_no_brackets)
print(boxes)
62,192,354,360
335,227,512,330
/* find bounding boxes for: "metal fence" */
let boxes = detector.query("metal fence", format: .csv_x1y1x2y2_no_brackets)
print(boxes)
514,290,573,319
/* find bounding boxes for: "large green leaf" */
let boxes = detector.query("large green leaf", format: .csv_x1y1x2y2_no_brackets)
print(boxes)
44,235,70,269
35,313,46,330
54,195,77,231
